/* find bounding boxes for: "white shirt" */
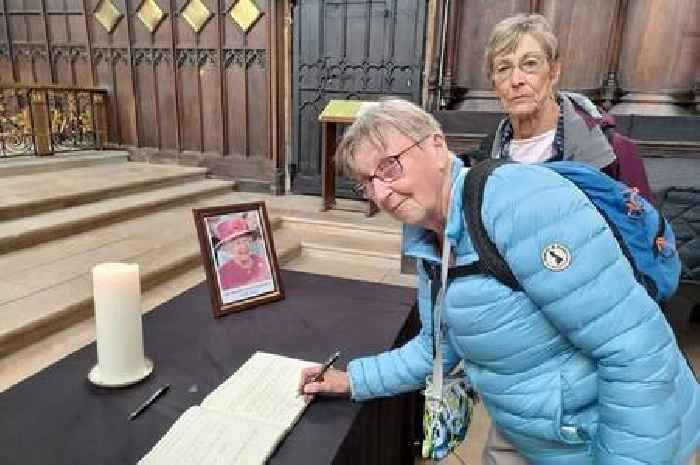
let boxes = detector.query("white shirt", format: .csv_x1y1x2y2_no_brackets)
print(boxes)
509,128,556,164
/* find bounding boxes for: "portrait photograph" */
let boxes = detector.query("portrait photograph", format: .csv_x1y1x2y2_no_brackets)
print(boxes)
193,202,283,317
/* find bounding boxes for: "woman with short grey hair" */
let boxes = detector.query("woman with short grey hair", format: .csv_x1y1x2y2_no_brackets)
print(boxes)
479,13,689,464
485,13,653,202
299,98,700,465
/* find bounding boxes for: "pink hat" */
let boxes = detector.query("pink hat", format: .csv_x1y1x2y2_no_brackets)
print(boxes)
215,216,254,245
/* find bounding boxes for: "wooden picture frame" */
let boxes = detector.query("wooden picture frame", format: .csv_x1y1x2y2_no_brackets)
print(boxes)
193,202,284,317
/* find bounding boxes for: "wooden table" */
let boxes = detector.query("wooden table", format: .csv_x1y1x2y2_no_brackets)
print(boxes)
319,100,379,216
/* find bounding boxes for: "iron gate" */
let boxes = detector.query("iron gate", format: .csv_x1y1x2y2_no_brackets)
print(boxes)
292,0,427,196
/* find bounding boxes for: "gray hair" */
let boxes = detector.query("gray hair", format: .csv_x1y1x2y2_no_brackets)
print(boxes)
336,98,441,177
484,14,559,81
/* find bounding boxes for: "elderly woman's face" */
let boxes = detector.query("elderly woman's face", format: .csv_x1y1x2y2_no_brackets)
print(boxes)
224,235,253,259
492,33,559,119
353,128,445,227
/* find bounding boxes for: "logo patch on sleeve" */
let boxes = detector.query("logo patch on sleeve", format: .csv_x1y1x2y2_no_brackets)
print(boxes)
542,243,571,271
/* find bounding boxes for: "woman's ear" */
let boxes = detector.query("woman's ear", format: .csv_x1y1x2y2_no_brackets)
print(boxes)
432,133,446,148
430,133,450,169
550,61,561,87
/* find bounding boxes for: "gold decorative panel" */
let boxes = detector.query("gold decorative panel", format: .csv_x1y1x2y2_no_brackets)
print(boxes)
137,0,166,33
229,0,262,33
181,0,213,33
94,0,123,33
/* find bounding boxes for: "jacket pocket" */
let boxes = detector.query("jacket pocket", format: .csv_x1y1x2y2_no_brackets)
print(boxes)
556,372,591,446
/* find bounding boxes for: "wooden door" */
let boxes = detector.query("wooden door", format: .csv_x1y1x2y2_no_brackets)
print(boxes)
291,0,427,196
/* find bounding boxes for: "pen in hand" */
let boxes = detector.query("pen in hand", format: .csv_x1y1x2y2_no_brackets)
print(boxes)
129,384,170,421
307,351,341,385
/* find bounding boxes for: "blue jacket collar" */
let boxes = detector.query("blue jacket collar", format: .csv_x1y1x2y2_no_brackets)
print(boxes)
402,155,474,264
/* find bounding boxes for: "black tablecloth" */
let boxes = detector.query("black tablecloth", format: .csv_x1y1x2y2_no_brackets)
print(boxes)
0,271,420,465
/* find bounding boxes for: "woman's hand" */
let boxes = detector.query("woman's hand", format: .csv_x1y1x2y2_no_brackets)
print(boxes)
298,366,351,403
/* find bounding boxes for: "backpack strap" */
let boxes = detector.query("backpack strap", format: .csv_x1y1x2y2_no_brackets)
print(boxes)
455,133,494,168
454,159,522,290
570,98,617,146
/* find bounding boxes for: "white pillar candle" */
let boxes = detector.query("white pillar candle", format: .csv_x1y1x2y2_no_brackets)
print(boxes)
92,262,146,385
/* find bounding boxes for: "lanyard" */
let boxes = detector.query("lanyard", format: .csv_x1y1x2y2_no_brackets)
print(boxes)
429,231,451,401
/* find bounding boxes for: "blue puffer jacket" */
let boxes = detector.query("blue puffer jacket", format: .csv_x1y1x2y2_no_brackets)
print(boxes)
347,156,700,465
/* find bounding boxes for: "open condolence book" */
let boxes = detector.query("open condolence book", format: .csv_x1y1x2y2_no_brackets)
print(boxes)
138,352,317,465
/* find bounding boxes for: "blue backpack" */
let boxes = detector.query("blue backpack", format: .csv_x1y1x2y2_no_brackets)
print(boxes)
456,159,681,303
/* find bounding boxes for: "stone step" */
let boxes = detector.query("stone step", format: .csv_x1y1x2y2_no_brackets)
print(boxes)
0,150,129,177
0,205,300,358
0,178,235,255
283,248,413,288
280,216,401,237
278,216,402,260
272,215,409,287
0,162,208,221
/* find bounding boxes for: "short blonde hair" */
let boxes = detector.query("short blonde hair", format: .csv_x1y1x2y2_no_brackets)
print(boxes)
336,98,441,177
484,14,559,81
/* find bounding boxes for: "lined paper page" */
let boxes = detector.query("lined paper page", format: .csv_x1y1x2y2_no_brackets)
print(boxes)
139,352,320,465
202,352,317,428
138,406,278,465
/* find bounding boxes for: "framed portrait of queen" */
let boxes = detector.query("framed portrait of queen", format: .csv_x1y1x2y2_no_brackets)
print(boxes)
193,202,283,317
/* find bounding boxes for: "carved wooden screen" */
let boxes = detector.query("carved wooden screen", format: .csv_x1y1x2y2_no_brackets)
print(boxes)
0,0,279,186
291,0,427,196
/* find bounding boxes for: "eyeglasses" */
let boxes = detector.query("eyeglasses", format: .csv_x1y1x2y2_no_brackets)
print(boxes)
352,134,431,200
493,54,547,82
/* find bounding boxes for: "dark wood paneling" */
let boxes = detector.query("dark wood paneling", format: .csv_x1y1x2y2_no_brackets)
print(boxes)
54,57,73,85
618,0,698,92
247,62,267,158
453,0,529,91
0,48,13,82
166,0,180,151
178,64,200,151
200,62,221,153
156,61,177,149
73,53,92,86
225,65,245,157
48,15,67,43
65,0,82,11
1,0,16,81
540,0,617,90
123,0,139,146
95,56,117,140
115,60,137,144
135,63,157,147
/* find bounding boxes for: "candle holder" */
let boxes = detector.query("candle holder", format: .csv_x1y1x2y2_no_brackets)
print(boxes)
88,358,154,388
89,262,154,388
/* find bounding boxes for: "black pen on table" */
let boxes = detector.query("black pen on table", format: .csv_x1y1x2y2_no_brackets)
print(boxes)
129,384,170,421
307,351,341,385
